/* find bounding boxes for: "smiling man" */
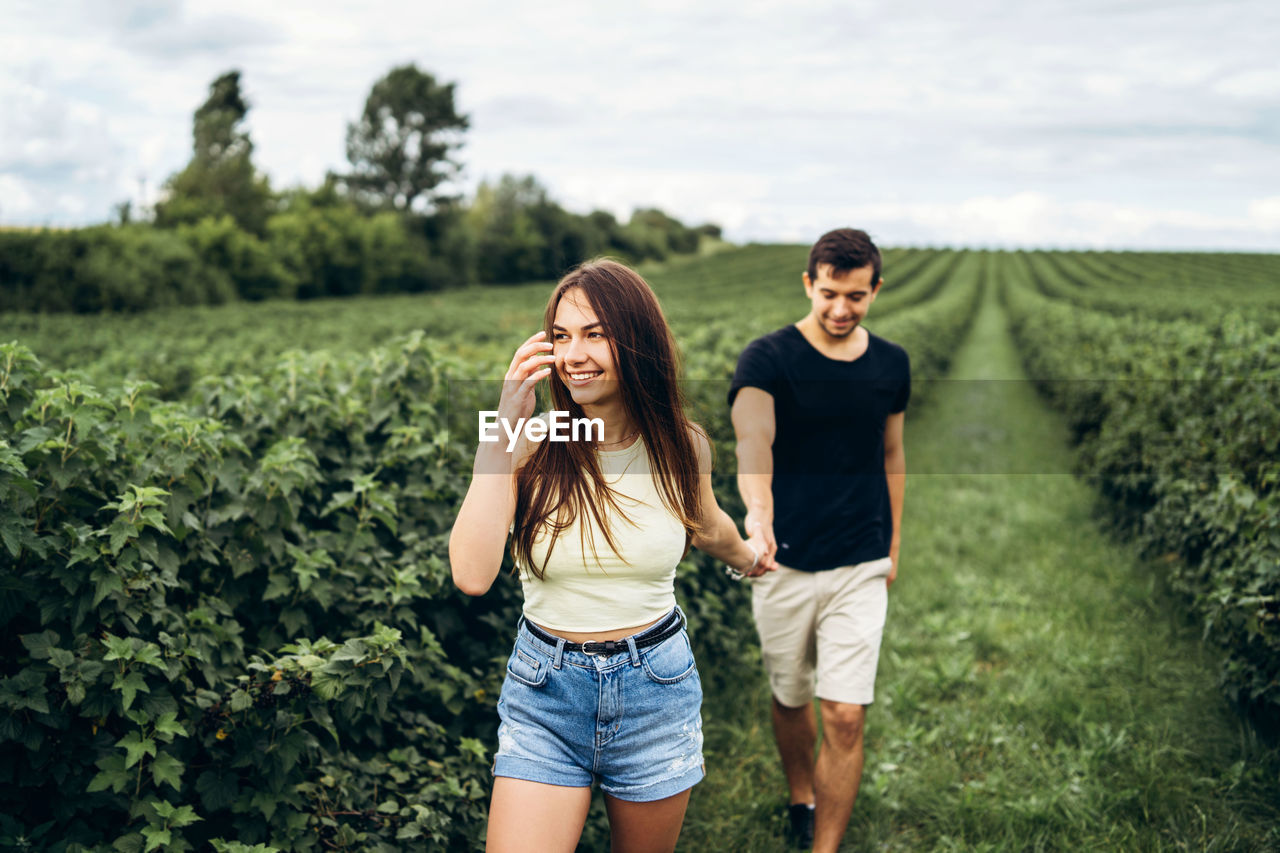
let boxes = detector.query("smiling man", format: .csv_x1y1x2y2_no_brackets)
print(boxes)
728,228,909,852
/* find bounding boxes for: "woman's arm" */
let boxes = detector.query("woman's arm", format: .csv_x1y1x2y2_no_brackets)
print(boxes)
687,426,771,576
449,332,554,596
449,445,521,596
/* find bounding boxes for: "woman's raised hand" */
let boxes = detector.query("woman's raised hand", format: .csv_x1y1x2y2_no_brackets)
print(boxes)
497,330,556,432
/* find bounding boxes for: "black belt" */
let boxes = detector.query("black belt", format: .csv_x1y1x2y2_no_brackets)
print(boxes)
522,609,684,655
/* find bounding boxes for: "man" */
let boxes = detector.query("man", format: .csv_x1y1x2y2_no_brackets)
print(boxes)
729,228,908,851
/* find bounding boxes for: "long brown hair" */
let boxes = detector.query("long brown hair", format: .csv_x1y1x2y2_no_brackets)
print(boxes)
512,260,702,579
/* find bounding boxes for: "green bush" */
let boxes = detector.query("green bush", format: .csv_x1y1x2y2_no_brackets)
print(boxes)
0,338,505,850
0,228,236,314
1004,253,1280,715
178,216,294,302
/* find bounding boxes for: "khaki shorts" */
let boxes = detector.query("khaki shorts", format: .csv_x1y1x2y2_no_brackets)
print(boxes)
750,556,893,707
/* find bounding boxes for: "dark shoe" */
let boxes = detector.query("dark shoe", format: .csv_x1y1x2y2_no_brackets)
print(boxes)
785,803,815,850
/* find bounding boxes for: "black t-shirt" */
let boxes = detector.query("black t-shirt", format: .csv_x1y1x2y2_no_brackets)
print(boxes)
728,325,910,572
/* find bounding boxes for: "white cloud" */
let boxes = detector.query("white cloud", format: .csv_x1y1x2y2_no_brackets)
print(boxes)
0,0,1277,248
0,174,37,220
1248,197,1280,230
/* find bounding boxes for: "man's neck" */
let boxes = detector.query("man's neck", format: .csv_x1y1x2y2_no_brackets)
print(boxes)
795,316,869,362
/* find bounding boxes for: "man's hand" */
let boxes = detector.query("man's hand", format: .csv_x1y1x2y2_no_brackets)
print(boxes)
745,511,778,571
741,526,773,577
887,541,899,588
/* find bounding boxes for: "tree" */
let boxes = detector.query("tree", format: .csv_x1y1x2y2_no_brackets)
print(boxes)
344,64,469,213
154,71,273,235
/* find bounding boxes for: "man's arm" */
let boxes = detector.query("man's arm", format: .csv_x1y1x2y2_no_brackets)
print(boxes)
731,387,778,569
883,410,906,587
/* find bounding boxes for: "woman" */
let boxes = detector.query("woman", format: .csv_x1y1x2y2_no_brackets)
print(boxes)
450,260,769,852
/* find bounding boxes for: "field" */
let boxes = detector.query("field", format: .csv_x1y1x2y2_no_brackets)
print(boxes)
2,248,1279,851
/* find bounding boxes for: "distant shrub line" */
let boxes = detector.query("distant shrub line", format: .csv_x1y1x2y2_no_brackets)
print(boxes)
0,192,718,315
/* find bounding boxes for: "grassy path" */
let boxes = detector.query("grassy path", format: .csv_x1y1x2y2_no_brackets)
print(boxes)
679,282,1280,851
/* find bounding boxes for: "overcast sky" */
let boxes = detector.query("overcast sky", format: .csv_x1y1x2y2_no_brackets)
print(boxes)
3,0,1278,249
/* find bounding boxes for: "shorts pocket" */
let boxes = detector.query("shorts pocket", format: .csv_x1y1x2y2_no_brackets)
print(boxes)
506,646,549,688
640,631,697,684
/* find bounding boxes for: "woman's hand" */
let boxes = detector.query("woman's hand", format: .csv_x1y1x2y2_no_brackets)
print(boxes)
500,330,555,422
451,331,555,595
478,331,556,473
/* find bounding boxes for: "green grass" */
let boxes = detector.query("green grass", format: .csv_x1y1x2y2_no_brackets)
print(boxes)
679,278,1280,851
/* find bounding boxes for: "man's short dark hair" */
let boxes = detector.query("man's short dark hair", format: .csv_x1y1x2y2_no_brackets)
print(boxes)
807,228,882,288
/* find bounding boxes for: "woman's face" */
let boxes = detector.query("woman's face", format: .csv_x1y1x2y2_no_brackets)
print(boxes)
552,288,618,410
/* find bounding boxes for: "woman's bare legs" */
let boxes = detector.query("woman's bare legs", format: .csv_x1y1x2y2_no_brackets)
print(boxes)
486,778,592,853
604,788,692,853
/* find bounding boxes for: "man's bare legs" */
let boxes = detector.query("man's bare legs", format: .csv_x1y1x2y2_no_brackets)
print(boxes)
772,697,818,805
771,697,867,853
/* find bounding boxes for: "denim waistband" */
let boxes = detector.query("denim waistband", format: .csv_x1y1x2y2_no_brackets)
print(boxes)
516,606,684,669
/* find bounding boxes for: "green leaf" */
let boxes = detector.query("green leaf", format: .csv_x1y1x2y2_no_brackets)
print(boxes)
108,519,134,556
117,731,157,769
250,790,279,821
93,572,125,607
102,633,134,662
0,521,24,557
111,832,146,853
87,754,131,794
168,804,202,828
154,711,187,739
150,752,184,791
141,826,171,853
196,770,239,811
132,644,164,669
19,630,58,660
113,671,150,711
229,688,253,712
140,508,173,535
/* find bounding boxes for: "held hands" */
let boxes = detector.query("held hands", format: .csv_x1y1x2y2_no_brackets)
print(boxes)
725,517,777,581
744,512,778,572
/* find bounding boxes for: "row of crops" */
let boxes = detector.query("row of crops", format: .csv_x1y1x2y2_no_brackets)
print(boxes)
1001,251,1280,715
5,244,1276,850
0,249,985,851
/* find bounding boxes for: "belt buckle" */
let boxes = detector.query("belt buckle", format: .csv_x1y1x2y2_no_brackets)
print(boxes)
583,640,619,656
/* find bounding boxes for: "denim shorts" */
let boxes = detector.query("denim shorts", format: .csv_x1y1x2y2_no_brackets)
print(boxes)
491,608,705,802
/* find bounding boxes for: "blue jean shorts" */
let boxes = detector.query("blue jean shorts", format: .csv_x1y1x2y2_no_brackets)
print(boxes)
491,608,705,802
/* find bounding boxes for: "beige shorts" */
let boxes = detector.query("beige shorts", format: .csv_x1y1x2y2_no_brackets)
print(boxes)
750,556,893,707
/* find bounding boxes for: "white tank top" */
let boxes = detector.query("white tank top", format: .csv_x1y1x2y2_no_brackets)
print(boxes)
518,436,688,633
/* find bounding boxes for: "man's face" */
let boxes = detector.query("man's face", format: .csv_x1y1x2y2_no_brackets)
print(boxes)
803,263,879,339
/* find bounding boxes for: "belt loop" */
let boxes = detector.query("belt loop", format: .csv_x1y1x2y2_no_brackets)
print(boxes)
553,637,566,670
625,636,641,667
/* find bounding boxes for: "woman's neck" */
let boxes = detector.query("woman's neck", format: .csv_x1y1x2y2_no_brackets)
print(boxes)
582,400,636,448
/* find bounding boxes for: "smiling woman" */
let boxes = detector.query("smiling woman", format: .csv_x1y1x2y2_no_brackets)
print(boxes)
447,259,769,852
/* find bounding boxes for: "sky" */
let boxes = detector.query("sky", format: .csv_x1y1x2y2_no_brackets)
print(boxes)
2,0,1278,249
